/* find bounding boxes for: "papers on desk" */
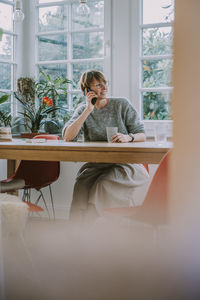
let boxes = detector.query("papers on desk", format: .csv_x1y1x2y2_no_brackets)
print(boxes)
25,138,46,143
25,139,60,144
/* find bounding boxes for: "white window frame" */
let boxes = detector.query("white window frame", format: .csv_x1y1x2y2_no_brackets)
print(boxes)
131,0,173,137
34,0,111,110
0,0,17,116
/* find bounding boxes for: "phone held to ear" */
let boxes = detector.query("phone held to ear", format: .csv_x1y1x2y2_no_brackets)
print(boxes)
84,87,97,105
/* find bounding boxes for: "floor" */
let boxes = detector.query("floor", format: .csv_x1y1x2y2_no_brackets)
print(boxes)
2,216,197,300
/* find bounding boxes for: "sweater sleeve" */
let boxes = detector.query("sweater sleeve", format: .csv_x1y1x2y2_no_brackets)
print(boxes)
125,102,145,134
62,104,85,139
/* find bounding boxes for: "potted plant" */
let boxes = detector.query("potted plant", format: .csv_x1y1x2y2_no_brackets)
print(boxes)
14,92,64,138
0,94,12,141
0,94,12,127
36,71,72,133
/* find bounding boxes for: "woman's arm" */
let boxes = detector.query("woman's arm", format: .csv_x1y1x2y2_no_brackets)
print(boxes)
64,107,92,141
112,132,146,143
64,89,96,141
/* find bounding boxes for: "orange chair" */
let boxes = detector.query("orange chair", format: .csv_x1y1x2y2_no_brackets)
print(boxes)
24,134,60,219
0,134,60,219
104,151,170,227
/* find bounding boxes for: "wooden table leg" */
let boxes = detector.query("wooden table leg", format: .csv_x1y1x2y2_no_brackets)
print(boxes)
7,159,16,178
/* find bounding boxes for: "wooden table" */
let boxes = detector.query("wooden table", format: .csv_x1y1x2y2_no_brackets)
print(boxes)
0,139,172,176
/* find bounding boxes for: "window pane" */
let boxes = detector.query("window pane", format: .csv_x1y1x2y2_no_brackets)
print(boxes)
0,63,11,89
0,3,13,31
38,34,67,61
72,93,85,109
39,6,67,32
142,92,171,120
39,0,61,3
143,27,173,56
72,1,104,30
72,61,104,89
143,0,174,24
38,64,67,79
0,34,12,60
72,32,104,59
142,59,172,88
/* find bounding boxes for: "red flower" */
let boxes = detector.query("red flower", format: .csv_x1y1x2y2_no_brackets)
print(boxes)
42,96,53,107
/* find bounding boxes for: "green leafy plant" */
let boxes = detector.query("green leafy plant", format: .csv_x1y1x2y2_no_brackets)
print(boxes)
0,94,12,127
36,70,72,118
14,92,64,133
0,94,9,105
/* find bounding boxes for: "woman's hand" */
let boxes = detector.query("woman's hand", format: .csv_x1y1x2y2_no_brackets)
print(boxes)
85,89,97,111
112,133,132,143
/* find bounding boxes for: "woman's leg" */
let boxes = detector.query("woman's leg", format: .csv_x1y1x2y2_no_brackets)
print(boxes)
88,164,149,216
69,163,108,222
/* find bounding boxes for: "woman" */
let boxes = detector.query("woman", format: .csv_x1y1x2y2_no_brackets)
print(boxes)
62,70,149,222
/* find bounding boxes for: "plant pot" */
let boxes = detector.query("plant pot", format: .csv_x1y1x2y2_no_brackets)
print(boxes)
0,127,12,142
20,132,47,139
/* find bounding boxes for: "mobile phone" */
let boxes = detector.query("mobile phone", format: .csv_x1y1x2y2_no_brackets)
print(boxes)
83,87,97,105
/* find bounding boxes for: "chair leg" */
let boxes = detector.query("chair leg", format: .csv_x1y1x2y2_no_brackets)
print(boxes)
35,193,42,206
39,190,50,219
23,188,31,203
49,185,55,220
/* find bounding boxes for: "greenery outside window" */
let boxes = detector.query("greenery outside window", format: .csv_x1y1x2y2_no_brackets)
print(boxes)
140,0,174,120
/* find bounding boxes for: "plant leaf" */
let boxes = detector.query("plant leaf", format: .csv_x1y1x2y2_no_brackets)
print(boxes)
0,94,9,104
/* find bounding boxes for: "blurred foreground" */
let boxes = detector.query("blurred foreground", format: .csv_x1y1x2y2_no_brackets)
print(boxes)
2,216,200,300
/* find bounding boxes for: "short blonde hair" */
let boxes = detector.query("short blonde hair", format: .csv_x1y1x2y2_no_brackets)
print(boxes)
80,70,107,92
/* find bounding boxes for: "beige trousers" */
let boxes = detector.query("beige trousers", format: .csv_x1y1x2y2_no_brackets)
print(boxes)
70,163,149,219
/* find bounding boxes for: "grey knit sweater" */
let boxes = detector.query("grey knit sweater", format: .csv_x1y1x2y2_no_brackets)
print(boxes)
62,97,145,141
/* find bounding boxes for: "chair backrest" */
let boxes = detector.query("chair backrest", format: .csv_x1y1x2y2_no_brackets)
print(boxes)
138,151,170,224
33,134,60,140
104,151,170,225
14,134,60,189
14,160,60,189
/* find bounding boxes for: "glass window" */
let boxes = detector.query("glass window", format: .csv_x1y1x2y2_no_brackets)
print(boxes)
142,59,172,88
38,34,67,61
0,1,15,116
39,5,68,32
71,1,104,30
39,0,61,3
143,0,174,24
38,64,68,80
0,2,13,31
0,34,13,60
36,0,105,116
142,27,173,56
0,63,12,90
141,0,174,120
142,92,171,120
72,32,104,59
